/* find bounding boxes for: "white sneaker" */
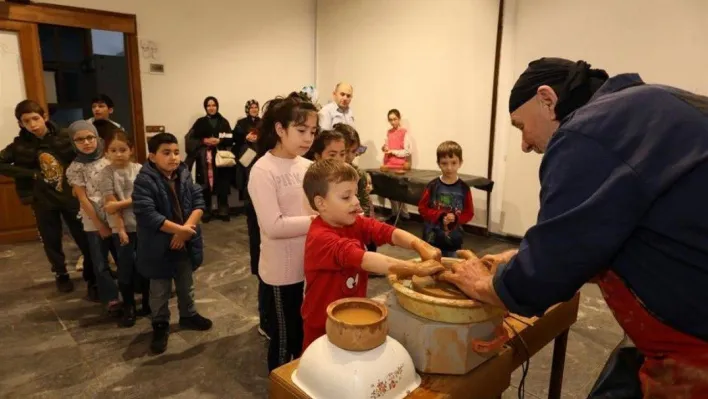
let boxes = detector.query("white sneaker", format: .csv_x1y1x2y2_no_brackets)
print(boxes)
75,255,84,272
258,326,271,340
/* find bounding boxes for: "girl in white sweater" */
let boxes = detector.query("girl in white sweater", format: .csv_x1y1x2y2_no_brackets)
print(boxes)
248,92,318,372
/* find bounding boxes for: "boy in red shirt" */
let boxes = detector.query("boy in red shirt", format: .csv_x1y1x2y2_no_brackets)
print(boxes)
301,159,445,352
418,141,474,257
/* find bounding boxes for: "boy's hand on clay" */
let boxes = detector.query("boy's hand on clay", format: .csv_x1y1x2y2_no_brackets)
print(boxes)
412,239,442,262
118,230,130,246
98,223,112,239
390,260,445,279
170,235,185,250
444,213,456,224
246,132,257,142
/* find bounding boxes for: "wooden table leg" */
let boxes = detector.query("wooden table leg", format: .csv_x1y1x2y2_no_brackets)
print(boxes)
548,328,569,399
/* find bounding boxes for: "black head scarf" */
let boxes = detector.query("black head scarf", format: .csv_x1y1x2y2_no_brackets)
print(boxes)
245,99,259,115
203,96,220,118
509,58,609,120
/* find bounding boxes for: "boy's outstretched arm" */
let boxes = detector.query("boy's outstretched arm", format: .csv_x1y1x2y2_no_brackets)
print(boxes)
391,228,442,262
361,252,444,277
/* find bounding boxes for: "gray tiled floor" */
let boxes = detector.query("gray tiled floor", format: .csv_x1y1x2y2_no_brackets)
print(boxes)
0,217,623,398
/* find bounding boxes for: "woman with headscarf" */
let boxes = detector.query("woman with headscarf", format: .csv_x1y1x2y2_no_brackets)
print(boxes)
190,96,233,222
440,58,708,398
232,99,270,338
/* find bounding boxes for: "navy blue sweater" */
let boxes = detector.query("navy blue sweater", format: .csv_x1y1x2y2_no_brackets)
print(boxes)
494,74,708,341
132,161,205,279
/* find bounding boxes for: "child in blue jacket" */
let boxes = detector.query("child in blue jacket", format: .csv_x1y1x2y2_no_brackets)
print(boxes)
132,132,212,354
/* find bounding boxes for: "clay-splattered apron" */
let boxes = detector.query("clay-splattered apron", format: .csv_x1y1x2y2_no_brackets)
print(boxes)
596,271,708,398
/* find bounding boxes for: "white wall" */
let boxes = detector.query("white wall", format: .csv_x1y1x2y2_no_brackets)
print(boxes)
0,31,27,149
491,0,708,236
316,0,500,227
42,0,316,148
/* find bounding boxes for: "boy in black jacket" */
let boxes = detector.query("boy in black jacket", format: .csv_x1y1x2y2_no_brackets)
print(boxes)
133,132,212,354
0,100,95,295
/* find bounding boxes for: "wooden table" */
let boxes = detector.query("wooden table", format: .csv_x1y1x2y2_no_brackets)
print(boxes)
270,294,580,399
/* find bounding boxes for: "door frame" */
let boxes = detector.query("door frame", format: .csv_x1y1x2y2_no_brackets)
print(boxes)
0,19,46,244
0,1,147,161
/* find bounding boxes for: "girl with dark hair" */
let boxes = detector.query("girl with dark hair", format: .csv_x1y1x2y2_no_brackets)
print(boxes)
247,92,318,372
190,96,233,222
303,129,346,161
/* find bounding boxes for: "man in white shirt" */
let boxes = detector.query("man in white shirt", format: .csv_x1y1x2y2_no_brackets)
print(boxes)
318,83,355,130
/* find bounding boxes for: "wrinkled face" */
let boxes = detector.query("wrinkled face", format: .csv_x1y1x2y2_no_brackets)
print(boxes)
248,103,259,117
19,112,47,137
107,139,133,167
438,155,461,178
72,130,98,154
92,102,112,120
316,180,360,227
315,139,347,162
333,84,353,109
510,86,560,154
206,100,218,116
276,112,318,157
388,113,400,129
149,143,180,174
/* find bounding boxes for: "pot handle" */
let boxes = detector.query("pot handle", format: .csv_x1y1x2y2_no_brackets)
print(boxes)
470,325,509,354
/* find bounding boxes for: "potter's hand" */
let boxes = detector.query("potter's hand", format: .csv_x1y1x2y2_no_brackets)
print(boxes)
411,239,442,262
438,259,506,308
456,249,479,261
390,259,445,279
480,249,518,274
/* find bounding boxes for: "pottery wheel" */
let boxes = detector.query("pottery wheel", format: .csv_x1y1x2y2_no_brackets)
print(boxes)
411,276,470,300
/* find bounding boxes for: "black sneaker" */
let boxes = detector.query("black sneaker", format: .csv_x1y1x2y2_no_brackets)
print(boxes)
202,213,212,223
86,284,100,302
55,274,74,293
219,214,231,222
150,322,170,354
120,304,136,327
179,313,213,331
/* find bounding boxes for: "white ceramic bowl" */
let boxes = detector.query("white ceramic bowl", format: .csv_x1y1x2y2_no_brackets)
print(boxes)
292,335,421,399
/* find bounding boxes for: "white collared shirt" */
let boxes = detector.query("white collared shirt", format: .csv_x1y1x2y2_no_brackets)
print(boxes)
318,102,355,131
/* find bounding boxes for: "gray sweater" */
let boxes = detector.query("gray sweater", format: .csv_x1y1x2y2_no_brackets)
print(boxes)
98,162,142,233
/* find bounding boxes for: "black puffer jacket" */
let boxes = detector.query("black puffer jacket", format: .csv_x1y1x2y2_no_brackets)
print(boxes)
0,121,77,210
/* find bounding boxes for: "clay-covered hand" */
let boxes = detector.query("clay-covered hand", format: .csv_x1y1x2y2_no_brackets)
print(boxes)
390,259,445,279
480,249,518,274
411,239,442,262
456,249,479,261
437,259,495,304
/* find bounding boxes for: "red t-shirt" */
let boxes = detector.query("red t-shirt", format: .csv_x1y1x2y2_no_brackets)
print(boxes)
301,215,395,351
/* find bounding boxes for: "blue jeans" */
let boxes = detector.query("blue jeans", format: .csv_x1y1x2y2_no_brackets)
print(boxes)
86,232,118,304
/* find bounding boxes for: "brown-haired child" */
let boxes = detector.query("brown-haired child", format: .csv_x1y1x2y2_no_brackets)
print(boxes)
300,159,444,352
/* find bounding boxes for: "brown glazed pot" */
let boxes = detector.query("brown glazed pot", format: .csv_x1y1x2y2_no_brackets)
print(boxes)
325,298,389,352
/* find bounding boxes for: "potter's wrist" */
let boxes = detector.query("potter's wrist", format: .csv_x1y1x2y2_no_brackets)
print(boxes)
475,275,505,308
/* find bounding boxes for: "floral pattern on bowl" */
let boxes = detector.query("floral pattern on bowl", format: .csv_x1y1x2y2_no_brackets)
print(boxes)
370,364,404,398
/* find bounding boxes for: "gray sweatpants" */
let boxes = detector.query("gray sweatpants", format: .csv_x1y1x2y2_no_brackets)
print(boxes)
150,258,197,323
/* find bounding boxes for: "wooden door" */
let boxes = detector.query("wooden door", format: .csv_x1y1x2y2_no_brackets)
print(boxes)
0,20,45,244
